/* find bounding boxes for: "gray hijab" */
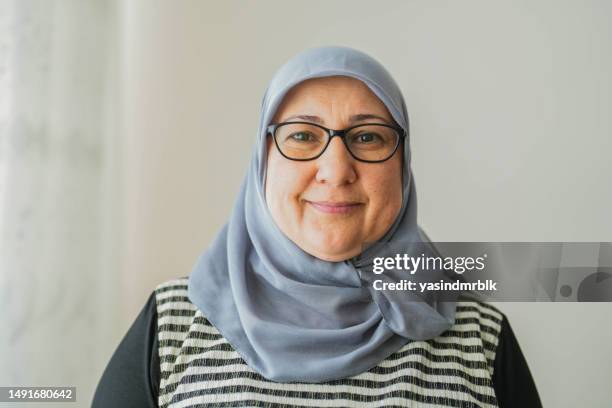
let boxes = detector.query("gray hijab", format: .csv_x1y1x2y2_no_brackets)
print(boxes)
188,46,458,383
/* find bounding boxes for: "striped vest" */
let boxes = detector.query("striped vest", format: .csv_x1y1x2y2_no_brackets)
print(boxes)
156,278,502,408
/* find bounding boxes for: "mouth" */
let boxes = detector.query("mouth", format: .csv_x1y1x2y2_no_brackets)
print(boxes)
305,200,364,214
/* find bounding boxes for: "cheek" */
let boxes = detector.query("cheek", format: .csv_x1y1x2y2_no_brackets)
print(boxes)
362,164,403,227
265,150,313,223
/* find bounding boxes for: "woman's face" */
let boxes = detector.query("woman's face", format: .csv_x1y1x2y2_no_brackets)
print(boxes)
265,76,403,262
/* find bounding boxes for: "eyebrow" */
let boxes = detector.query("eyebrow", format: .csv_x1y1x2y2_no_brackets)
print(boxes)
281,113,391,125
349,113,390,123
283,114,324,124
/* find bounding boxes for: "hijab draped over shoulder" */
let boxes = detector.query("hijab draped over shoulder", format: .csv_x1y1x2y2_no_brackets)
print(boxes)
188,46,459,383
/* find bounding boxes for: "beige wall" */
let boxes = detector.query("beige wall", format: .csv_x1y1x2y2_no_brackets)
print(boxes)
119,1,612,407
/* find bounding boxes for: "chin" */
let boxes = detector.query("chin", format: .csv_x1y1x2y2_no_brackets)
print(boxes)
304,233,360,262
310,249,354,262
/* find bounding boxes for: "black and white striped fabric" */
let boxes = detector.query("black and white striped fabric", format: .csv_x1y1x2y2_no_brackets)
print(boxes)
156,278,502,408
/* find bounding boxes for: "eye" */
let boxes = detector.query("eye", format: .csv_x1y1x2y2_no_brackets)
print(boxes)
352,132,382,144
288,132,316,142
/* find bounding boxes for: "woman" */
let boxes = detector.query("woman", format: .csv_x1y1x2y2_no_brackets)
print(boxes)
93,46,542,407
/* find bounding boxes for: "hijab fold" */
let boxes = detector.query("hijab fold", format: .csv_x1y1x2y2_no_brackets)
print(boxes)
188,46,459,383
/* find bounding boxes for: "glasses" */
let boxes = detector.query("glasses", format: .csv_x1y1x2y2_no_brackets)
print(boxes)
267,121,406,163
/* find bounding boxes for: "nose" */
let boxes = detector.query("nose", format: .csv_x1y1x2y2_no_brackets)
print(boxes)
315,137,357,186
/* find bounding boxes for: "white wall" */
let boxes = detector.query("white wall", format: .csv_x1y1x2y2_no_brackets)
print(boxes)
1,1,121,407
119,1,612,407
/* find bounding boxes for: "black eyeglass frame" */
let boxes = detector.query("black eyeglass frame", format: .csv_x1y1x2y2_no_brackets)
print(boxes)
267,121,407,163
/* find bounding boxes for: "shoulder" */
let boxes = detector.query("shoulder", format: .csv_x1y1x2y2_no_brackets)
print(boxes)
450,300,542,407
452,296,506,374
154,276,190,298
152,276,217,338
455,296,505,329
93,283,162,407
151,278,229,407
153,276,196,313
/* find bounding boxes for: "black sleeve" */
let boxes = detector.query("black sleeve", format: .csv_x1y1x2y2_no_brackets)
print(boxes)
492,315,543,408
92,292,160,407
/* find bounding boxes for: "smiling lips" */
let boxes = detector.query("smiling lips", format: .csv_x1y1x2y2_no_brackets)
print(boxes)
306,200,364,214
